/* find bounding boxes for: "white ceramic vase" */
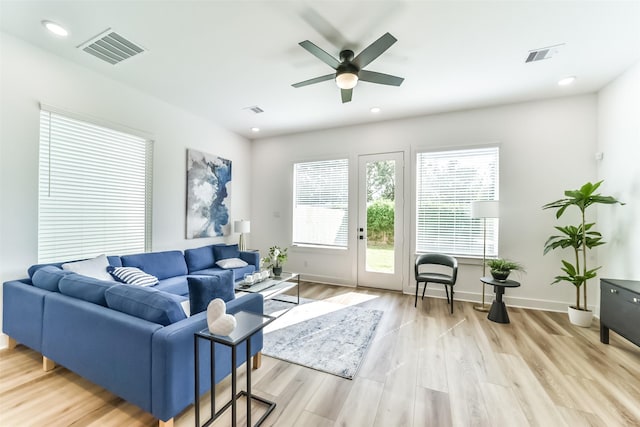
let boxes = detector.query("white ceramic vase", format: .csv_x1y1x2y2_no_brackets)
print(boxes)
567,306,593,327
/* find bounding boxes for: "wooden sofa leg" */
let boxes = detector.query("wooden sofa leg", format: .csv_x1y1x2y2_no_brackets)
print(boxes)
159,418,174,427
253,351,262,369
43,356,56,371
7,336,18,349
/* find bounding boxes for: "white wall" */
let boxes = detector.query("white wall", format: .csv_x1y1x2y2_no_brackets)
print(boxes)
597,62,640,282
252,95,600,311
0,33,252,347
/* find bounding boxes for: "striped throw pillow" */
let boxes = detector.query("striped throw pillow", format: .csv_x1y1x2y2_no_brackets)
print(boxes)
107,266,159,287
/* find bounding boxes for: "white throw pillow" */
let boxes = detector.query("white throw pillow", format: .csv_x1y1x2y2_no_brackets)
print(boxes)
62,254,115,281
215,258,248,269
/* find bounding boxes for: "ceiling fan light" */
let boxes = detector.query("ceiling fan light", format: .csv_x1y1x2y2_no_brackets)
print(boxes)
336,72,358,89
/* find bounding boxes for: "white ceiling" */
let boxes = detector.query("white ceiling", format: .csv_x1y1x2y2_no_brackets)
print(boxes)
2,1,640,139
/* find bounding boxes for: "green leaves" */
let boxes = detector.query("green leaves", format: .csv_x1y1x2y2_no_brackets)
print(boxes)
542,180,624,311
542,180,624,218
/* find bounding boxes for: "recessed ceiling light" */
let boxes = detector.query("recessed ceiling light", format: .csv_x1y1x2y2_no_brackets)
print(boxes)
558,76,576,86
42,20,68,37
370,107,381,113
251,127,260,132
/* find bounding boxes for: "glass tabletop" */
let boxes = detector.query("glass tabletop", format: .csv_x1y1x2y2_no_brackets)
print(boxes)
235,272,298,293
196,311,275,345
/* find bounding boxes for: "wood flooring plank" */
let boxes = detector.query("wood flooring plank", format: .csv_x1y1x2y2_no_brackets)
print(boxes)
413,386,453,427
334,377,384,427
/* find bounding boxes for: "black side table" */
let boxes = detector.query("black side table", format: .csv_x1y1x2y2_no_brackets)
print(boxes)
480,277,521,324
194,311,276,427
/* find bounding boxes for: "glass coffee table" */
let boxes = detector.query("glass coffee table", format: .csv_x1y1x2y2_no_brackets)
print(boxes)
235,272,300,305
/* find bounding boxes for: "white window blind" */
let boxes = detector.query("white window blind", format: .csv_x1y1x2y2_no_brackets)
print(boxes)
416,147,499,257
38,109,153,263
293,159,349,248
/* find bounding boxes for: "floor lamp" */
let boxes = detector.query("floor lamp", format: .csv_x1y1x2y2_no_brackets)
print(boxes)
234,220,250,251
471,200,499,312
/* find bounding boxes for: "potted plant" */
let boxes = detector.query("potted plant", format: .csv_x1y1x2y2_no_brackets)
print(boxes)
261,245,288,277
486,258,525,281
543,180,624,327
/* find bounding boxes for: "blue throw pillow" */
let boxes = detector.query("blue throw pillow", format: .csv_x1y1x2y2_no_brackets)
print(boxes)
105,284,187,326
32,266,74,292
187,275,236,315
58,274,116,306
213,244,240,261
185,245,215,272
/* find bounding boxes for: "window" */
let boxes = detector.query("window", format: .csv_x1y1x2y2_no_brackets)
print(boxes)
293,159,349,248
416,147,499,257
38,108,153,263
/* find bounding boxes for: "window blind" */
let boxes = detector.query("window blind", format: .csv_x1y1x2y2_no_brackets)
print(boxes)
293,159,349,248
38,110,153,263
416,147,499,257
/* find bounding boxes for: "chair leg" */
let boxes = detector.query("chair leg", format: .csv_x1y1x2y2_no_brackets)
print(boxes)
421,282,427,300
415,281,419,307
444,285,450,303
450,286,454,314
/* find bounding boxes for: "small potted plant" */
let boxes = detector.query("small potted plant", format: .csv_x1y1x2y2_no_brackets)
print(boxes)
261,246,288,277
486,258,525,281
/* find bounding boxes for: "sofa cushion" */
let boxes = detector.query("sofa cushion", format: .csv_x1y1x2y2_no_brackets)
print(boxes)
121,251,188,280
154,276,189,296
108,266,159,287
191,265,255,282
105,284,187,326
32,266,74,292
215,258,248,269
187,275,235,315
213,244,240,261
184,245,215,272
58,274,116,306
28,256,122,279
62,254,115,282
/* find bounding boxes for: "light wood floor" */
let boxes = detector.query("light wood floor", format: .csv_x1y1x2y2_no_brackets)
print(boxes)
1,283,639,426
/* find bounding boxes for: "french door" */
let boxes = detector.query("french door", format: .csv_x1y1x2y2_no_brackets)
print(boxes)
357,152,404,290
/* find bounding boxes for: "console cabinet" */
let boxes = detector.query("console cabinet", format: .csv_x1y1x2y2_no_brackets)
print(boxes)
600,278,640,347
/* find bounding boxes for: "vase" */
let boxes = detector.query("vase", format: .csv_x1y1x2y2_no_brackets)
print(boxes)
568,306,593,327
491,270,510,281
272,267,282,277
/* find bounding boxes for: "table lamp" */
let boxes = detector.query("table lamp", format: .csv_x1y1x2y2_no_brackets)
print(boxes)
234,220,250,251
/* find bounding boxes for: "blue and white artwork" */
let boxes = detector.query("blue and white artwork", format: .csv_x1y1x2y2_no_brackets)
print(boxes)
186,149,232,238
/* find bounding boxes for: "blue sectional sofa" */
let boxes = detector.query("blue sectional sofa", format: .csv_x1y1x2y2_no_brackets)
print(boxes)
2,244,262,426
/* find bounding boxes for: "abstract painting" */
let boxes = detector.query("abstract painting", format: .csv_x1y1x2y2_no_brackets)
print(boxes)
186,149,232,238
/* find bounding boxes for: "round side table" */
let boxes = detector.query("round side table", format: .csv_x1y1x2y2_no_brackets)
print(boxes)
480,277,521,324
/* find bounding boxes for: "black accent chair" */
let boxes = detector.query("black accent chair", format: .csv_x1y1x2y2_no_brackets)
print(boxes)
415,254,458,313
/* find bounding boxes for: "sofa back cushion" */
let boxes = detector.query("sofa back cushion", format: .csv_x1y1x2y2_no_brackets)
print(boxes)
32,266,74,292
187,274,236,315
213,244,240,261
28,256,122,279
105,284,187,326
120,251,188,280
184,245,215,272
58,274,116,306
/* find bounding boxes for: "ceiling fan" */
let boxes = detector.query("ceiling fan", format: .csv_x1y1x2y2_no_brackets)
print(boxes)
292,32,404,103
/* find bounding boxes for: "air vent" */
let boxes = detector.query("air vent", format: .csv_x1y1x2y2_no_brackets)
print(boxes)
78,28,145,65
243,106,265,114
525,43,564,63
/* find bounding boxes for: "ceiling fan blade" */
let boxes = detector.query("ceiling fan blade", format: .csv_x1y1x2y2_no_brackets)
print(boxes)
299,40,340,69
341,88,353,103
292,74,335,88
353,32,397,69
359,70,404,86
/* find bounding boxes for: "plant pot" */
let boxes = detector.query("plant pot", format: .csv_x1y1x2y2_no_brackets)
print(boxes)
567,306,593,327
272,267,282,277
490,270,510,281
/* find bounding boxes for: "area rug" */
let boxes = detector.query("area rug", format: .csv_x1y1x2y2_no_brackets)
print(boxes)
262,296,383,379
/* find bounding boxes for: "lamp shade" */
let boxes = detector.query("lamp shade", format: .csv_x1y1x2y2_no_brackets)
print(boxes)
234,220,250,234
471,200,500,219
335,72,358,89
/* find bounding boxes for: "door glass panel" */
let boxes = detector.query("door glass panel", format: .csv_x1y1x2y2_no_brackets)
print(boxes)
366,160,395,273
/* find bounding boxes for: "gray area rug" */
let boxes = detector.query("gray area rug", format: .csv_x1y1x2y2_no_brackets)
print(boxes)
262,296,383,379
